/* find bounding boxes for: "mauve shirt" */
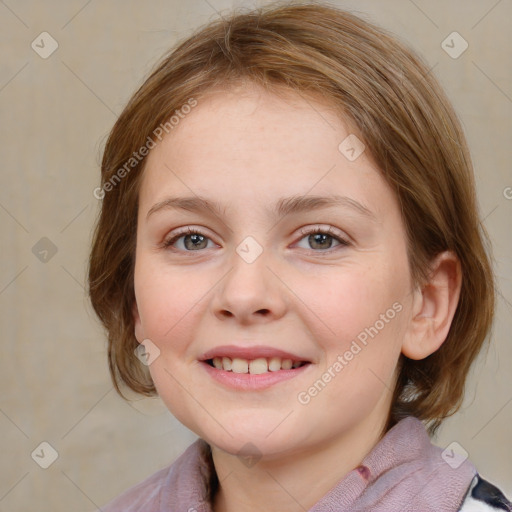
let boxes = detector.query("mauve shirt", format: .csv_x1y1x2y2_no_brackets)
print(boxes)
101,416,479,511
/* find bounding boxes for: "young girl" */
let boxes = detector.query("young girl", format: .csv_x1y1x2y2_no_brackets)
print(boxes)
88,3,511,511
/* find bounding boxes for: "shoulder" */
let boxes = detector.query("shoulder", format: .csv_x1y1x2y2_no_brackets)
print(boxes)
100,463,172,511
100,439,209,512
459,474,512,512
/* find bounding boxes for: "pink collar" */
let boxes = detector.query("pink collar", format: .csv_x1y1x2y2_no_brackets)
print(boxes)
104,416,476,511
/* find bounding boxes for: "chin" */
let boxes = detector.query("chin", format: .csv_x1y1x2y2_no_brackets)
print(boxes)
191,413,307,460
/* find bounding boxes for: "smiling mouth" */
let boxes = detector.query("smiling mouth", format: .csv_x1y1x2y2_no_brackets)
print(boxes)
206,356,310,375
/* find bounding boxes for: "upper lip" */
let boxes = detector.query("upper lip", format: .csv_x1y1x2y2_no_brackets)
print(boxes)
199,345,311,362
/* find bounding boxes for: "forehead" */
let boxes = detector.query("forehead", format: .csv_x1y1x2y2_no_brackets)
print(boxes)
138,83,393,218
163,83,345,162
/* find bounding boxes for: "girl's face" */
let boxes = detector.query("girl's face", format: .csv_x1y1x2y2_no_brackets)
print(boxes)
133,83,414,460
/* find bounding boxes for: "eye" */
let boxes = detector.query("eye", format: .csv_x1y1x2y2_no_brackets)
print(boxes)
295,225,350,252
162,225,350,253
162,227,216,251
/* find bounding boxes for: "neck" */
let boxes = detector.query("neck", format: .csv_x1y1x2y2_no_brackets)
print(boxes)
210,410,389,512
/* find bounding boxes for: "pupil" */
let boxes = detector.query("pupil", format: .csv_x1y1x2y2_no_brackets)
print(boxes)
185,234,207,250
310,233,331,249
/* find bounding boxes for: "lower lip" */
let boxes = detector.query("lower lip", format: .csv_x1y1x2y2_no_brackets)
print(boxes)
200,361,312,390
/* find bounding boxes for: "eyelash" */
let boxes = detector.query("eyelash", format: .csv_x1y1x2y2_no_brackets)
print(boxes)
162,225,350,254
161,227,208,249
297,225,350,252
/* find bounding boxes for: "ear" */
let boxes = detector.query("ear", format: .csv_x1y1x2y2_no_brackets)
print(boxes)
401,251,462,360
132,300,144,343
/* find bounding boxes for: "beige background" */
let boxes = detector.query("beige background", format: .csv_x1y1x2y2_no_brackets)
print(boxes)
0,0,511,510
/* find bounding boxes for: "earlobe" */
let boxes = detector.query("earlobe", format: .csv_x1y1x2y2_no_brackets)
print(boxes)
132,301,144,343
401,251,462,360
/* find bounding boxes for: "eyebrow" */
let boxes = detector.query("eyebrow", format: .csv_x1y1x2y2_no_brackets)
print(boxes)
146,194,377,223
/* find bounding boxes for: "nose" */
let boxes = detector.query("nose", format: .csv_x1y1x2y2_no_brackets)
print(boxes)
212,244,288,325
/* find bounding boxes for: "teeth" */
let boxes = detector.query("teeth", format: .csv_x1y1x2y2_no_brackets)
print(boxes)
210,356,305,374
231,358,249,373
268,357,281,372
281,359,293,370
249,358,268,375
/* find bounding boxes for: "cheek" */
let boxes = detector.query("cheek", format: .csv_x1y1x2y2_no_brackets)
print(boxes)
133,257,200,353
304,268,406,416
301,264,407,350
134,260,207,424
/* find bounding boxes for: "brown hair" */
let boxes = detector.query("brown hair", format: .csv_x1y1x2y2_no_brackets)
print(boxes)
88,1,495,435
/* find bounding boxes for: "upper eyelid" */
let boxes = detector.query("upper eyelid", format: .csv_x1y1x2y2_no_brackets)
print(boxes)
298,224,348,238
296,226,351,247
163,226,214,244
